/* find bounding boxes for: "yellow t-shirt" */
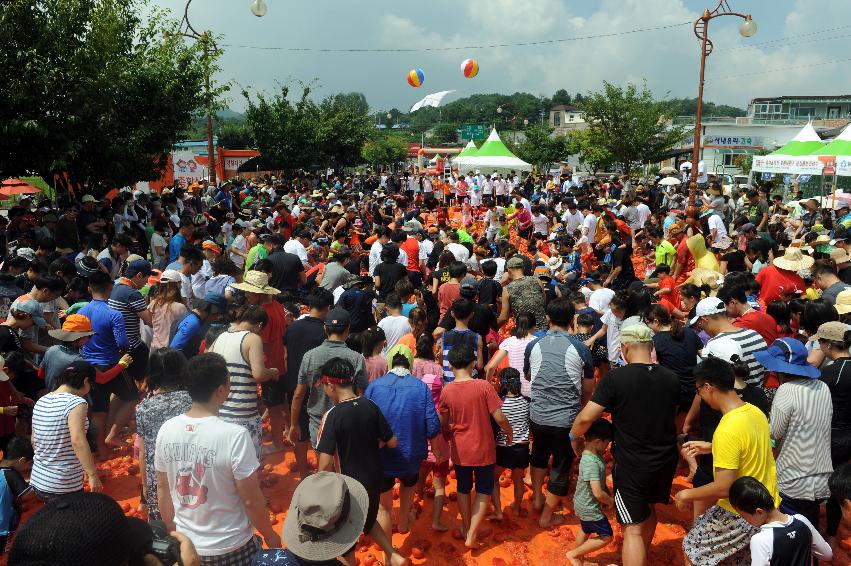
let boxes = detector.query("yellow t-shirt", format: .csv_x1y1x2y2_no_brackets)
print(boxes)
712,402,779,513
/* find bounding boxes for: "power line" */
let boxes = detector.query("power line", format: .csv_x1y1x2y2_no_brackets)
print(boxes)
707,56,851,81
219,21,691,53
717,23,851,51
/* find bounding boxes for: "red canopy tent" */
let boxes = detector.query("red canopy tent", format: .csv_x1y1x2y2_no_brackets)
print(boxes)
0,178,42,200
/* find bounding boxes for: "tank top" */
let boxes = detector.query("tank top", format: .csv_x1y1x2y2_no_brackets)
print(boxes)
210,330,258,420
31,393,88,494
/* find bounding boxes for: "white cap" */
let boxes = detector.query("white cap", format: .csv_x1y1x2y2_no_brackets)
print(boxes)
689,297,727,326
159,269,183,284
702,336,743,362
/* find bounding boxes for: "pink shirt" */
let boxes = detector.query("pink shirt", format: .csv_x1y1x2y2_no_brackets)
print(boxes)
365,355,388,382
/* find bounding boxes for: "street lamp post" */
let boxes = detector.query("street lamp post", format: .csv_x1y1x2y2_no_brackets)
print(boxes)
687,1,756,218
171,0,267,186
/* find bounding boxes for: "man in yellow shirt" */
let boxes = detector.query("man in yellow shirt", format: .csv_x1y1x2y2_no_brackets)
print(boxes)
675,357,778,566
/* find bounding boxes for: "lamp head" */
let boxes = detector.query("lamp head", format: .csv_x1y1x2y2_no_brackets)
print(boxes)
739,16,757,38
250,0,268,17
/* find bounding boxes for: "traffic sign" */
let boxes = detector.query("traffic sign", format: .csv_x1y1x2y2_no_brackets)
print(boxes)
459,123,486,140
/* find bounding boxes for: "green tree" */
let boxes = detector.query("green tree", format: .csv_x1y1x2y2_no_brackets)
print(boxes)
217,120,253,149
733,148,770,176
361,137,408,170
551,89,572,106
569,129,615,174
579,81,685,174
0,0,208,190
516,124,571,171
428,123,460,145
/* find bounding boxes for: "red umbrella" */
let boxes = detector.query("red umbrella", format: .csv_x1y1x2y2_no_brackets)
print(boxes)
0,178,42,198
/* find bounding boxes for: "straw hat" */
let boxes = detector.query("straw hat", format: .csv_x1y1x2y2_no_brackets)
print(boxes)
48,314,96,342
773,247,815,272
230,271,280,295
831,247,851,265
835,289,851,315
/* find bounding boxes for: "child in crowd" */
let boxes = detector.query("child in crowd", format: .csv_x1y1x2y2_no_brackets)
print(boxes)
648,264,679,310
376,292,411,355
0,437,34,554
439,344,512,550
571,313,607,368
729,476,832,565
568,418,614,566
585,291,627,368
362,326,388,382
490,368,530,520
413,333,450,532
314,358,406,566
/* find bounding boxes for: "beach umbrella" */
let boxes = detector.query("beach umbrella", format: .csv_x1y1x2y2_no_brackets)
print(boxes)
659,177,682,186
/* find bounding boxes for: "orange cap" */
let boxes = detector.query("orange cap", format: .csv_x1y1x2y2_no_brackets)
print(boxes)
62,314,93,333
202,240,222,254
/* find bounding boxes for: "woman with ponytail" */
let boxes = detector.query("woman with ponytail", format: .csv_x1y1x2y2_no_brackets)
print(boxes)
484,311,536,398
644,304,702,416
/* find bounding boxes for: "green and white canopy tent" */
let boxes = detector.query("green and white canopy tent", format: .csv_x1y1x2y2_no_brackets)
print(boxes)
455,140,479,159
453,128,532,172
752,122,827,175
816,123,851,177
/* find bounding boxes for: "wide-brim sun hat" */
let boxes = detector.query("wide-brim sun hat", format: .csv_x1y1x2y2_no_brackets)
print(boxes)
834,289,851,315
753,337,820,379
230,270,280,295
283,472,368,562
773,247,815,272
48,314,95,342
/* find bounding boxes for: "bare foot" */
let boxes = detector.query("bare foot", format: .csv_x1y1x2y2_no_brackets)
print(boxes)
464,537,485,551
398,511,417,534
539,513,565,528
566,553,582,566
432,522,449,532
388,552,409,566
487,512,504,522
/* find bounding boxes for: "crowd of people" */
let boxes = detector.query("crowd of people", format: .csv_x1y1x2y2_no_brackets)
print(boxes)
0,168,850,566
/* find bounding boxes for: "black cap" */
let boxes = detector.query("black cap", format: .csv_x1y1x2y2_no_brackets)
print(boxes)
325,307,351,330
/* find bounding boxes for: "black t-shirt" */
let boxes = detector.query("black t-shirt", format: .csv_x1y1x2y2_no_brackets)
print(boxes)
374,261,408,299
840,266,851,286
697,387,769,474
268,250,304,293
0,326,23,356
338,288,376,334
315,396,394,492
477,279,502,310
611,246,636,282
283,316,327,391
430,268,450,288
590,363,680,470
652,329,702,402
820,357,851,431
721,250,747,273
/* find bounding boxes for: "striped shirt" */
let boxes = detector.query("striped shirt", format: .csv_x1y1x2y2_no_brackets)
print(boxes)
497,395,530,446
707,328,767,387
210,330,258,421
31,393,88,494
440,329,480,383
108,281,147,349
770,378,834,500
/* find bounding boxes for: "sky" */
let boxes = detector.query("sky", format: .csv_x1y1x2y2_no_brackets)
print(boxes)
147,0,851,113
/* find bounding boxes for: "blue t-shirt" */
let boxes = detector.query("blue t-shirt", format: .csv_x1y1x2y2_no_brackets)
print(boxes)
79,299,129,366
364,371,441,477
168,312,204,359
168,233,187,263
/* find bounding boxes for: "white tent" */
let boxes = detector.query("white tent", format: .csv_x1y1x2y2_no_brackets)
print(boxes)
453,128,532,172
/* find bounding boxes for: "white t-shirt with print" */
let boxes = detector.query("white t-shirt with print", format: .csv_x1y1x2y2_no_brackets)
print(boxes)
155,414,259,557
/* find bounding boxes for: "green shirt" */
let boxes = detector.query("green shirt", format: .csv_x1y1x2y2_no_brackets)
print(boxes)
244,243,268,275
655,240,676,267
574,451,607,521
457,229,474,244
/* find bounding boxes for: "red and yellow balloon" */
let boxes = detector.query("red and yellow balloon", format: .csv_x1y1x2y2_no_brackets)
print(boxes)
461,58,479,78
407,68,425,88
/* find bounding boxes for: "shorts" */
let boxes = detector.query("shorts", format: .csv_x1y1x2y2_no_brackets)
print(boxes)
529,421,575,497
380,473,419,493
200,536,261,566
580,517,614,538
454,464,495,496
221,415,262,459
683,505,757,566
420,460,450,479
90,366,139,413
495,443,530,470
126,342,150,381
611,460,676,525
261,378,287,407
34,487,82,503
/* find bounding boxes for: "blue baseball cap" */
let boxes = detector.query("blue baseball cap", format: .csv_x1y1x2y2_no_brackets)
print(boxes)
14,299,47,327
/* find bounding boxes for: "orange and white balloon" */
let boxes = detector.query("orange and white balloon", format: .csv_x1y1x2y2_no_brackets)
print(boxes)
461,58,479,78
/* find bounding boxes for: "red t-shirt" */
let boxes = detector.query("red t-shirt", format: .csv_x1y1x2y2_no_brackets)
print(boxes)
399,237,420,273
261,300,287,375
657,275,679,309
734,310,779,344
437,282,461,318
756,265,806,306
438,378,503,466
